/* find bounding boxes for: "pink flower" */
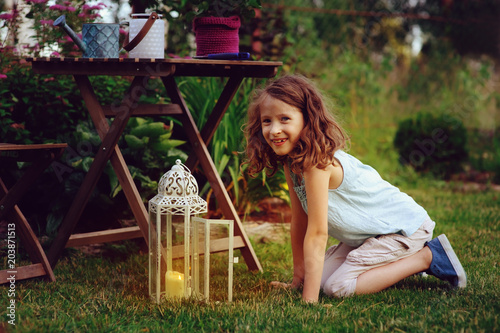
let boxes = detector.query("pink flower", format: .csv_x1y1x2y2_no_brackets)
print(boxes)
10,123,25,130
49,4,74,11
0,13,13,20
51,51,61,57
78,12,101,19
44,77,55,82
26,0,48,3
0,74,7,79
82,4,105,11
40,19,53,25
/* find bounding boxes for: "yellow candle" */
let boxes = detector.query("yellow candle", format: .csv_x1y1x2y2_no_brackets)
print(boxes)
165,270,185,298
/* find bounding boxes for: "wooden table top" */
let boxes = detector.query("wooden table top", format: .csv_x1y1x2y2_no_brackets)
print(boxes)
26,57,282,78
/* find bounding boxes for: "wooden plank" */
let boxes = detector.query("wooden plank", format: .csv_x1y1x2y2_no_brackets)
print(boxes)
66,226,143,247
0,144,67,162
0,264,45,284
171,236,245,259
0,143,67,151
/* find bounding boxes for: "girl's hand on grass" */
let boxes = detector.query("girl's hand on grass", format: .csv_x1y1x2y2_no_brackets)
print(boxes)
270,281,292,289
291,276,304,289
270,277,303,290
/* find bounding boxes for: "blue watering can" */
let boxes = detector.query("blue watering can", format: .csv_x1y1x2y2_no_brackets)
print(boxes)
54,15,119,58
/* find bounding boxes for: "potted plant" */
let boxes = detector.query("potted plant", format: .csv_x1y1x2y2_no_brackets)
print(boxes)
167,0,261,56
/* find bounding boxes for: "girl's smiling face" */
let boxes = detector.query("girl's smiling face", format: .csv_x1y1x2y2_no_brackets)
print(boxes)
260,96,305,156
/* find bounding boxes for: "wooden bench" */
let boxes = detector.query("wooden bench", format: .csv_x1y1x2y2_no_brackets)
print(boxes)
0,143,67,283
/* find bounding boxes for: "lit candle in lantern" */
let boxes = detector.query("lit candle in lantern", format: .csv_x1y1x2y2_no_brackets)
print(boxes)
165,270,185,298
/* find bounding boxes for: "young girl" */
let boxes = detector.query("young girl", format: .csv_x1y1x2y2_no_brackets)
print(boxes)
244,75,466,302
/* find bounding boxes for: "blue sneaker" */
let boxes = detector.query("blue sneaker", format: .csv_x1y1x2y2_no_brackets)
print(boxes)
426,234,467,288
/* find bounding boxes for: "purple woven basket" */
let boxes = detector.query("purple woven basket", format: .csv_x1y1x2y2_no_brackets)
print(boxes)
193,16,241,56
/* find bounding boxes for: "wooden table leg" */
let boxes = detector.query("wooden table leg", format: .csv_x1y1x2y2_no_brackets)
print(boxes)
162,76,263,272
72,75,149,242
47,76,149,268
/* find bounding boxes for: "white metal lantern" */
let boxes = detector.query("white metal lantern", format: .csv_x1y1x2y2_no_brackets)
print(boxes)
148,159,207,303
192,217,235,302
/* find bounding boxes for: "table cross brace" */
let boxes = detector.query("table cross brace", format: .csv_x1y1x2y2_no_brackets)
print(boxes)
47,76,150,267
46,72,263,273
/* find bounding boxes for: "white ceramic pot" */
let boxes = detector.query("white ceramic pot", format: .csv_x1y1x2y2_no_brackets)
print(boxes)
128,13,165,58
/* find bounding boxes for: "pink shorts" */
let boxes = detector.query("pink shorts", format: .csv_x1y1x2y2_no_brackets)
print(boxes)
320,219,435,297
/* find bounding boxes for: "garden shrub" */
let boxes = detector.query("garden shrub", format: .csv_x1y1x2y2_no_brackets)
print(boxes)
467,127,500,184
394,112,468,179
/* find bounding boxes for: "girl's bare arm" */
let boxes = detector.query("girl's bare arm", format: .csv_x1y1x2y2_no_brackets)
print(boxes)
284,163,309,288
301,166,330,302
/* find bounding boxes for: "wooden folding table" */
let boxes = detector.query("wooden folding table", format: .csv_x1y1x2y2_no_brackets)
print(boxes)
27,57,282,272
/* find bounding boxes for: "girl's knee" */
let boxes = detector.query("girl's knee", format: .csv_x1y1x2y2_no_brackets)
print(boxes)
323,278,357,298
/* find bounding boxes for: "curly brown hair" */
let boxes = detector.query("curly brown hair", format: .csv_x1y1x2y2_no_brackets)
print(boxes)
244,75,348,177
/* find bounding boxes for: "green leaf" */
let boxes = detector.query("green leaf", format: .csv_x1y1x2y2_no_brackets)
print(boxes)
104,163,121,197
158,131,172,141
81,156,94,172
125,134,147,150
248,0,261,8
128,117,147,128
151,139,185,152
130,122,167,138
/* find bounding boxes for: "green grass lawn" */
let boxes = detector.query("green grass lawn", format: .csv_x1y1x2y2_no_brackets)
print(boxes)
1,185,498,332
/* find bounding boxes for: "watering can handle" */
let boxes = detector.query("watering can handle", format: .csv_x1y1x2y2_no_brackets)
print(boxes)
123,12,159,52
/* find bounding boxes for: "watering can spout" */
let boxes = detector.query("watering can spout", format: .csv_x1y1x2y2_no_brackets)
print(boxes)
53,15,87,53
